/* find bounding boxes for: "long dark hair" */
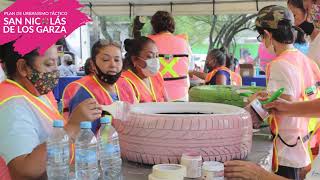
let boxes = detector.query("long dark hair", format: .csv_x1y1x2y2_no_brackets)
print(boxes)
295,30,307,44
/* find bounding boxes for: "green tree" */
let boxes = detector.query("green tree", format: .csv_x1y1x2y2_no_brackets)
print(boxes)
97,14,257,54
211,14,257,51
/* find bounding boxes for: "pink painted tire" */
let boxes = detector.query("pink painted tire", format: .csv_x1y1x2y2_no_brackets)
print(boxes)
113,102,253,165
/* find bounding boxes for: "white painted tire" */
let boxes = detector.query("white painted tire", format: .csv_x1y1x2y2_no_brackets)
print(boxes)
113,102,252,165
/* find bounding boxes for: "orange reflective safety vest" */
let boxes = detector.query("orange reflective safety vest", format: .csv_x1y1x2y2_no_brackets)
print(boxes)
0,79,67,178
62,75,137,108
265,49,320,172
62,76,92,111
205,66,242,86
149,33,190,101
235,64,240,74
231,71,243,86
61,75,92,118
0,79,64,124
122,70,166,103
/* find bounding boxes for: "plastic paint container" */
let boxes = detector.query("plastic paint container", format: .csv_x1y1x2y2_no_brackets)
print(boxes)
148,164,186,180
201,161,224,180
180,152,202,178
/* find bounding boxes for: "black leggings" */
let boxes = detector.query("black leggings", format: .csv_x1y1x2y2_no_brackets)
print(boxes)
276,165,301,180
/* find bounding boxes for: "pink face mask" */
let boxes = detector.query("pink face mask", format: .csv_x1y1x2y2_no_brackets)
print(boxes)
311,4,320,30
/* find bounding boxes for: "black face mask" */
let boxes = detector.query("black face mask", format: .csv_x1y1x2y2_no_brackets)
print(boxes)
94,63,122,84
298,21,315,36
66,61,73,66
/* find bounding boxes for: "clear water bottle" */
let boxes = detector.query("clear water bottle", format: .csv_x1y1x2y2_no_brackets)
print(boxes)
75,121,99,180
47,120,69,180
98,116,122,180
255,63,260,77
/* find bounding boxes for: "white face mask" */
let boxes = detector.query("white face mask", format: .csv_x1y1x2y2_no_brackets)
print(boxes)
139,57,160,76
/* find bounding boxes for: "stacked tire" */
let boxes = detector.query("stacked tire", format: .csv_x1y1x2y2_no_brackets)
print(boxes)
189,85,265,107
113,102,253,165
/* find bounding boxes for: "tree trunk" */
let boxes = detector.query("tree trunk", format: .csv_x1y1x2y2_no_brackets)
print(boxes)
99,17,112,41
212,14,257,51
208,15,217,51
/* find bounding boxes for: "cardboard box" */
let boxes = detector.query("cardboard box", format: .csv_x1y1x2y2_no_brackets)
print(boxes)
240,64,254,77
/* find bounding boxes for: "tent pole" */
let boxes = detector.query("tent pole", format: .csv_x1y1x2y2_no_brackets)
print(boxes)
84,0,283,7
80,26,83,60
212,0,215,15
129,3,133,19
89,2,93,18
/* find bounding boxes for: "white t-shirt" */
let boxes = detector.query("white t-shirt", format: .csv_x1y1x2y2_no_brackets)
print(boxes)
267,60,297,96
307,33,320,67
0,96,53,164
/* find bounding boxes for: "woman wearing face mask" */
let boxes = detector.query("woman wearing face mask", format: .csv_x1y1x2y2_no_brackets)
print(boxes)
0,41,101,179
255,5,320,179
122,36,167,103
224,97,320,180
288,0,320,66
66,40,137,134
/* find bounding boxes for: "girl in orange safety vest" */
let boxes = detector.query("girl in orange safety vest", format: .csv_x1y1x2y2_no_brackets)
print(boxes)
122,36,167,103
189,49,242,86
0,41,101,179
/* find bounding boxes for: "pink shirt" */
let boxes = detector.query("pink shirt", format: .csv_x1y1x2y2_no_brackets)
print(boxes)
267,49,320,168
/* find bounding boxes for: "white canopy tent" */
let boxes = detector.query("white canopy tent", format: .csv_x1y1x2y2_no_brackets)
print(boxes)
79,0,286,16
0,0,287,63
0,0,286,15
